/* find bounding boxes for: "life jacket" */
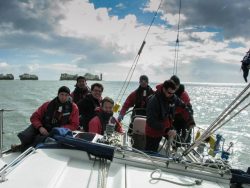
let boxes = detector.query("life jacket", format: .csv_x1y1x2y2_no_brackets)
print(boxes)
134,86,154,115
43,97,72,131
72,86,90,103
155,91,176,123
78,94,101,131
97,112,118,135
145,92,175,137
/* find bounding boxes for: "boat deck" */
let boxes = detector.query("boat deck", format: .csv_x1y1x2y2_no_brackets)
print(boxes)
0,148,230,188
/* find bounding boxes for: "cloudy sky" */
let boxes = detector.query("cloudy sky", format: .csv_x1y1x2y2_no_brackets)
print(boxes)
0,0,249,83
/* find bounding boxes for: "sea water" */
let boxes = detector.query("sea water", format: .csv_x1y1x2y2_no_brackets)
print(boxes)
0,80,249,170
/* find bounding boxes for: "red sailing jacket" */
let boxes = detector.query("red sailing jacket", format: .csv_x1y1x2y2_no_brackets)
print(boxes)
30,101,79,131
145,118,172,138
120,86,154,116
146,84,194,137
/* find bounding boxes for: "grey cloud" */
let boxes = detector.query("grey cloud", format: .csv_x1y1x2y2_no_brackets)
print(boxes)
0,31,133,64
0,0,133,65
161,0,250,40
0,0,65,33
151,57,243,83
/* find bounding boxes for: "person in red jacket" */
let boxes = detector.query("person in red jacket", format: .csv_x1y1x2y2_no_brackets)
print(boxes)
145,80,195,152
89,97,123,135
16,86,79,151
170,75,194,147
118,75,154,134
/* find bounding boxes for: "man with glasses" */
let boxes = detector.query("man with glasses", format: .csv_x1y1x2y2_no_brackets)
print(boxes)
145,80,195,152
171,75,194,148
78,83,103,131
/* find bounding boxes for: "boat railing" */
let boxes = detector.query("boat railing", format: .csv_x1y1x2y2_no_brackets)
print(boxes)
0,109,14,158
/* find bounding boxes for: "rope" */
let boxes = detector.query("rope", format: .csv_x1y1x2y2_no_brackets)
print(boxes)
118,142,230,185
86,157,97,188
173,0,182,75
150,174,203,186
115,0,164,104
121,145,205,186
122,145,163,180
183,83,250,156
99,158,108,188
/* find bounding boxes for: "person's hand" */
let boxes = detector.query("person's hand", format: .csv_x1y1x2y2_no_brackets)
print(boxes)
95,107,101,112
167,130,176,138
39,127,49,136
117,114,124,122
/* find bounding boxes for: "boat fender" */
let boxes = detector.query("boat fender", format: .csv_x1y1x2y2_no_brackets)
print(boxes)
195,130,217,156
113,102,121,113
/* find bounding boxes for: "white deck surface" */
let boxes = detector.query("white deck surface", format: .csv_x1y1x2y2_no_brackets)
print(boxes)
0,148,230,188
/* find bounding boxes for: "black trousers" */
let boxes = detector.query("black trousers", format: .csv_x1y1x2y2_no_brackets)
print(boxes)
145,136,162,152
18,125,47,151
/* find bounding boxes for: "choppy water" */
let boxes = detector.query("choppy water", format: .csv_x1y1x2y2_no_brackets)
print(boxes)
0,80,249,170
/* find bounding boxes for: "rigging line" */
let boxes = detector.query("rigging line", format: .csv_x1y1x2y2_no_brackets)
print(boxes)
143,0,164,41
203,91,250,140
193,82,250,140
210,83,250,124
120,55,141,102
201,87,250,139
184,93,250,156
115,0,164,104
173,0,182,75
209,91,250,131
115,54,139,102
183,83,250,155
115,40,146,103
212,93,250,134
118,42,145,103
173,41,180,75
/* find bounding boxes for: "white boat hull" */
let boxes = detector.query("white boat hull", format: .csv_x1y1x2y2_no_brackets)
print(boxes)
0,147,231,188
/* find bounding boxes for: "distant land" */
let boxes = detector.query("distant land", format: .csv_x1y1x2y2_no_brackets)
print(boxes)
19,73,38,80
60,73,102,81
0,74,14,80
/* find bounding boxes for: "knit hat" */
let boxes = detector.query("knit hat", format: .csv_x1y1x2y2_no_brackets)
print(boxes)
170,75,180,86
139,75,149,83
77,76,86,82
58,86,70,95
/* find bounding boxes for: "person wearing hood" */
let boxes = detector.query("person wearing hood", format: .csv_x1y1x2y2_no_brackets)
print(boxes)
170,75,194,147
15,86,79,151
71,76,90,104
89,97,123,135
145,80,195,152
241,49,250,82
